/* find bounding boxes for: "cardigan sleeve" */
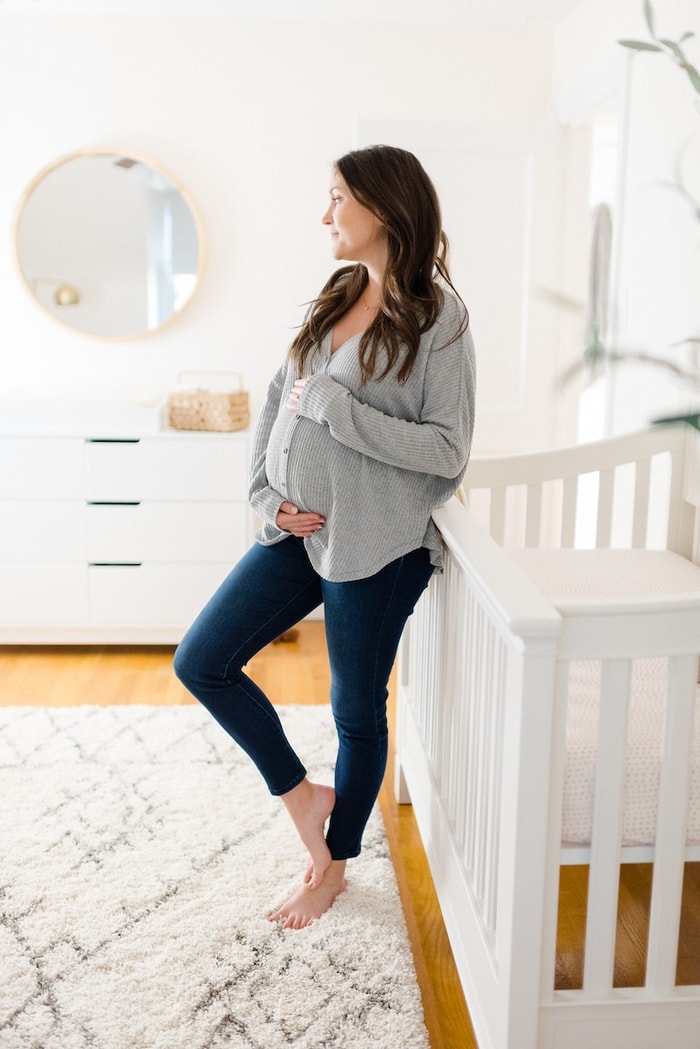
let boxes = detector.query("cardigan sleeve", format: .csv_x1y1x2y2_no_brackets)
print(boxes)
248,362,288,524
296,328,476,479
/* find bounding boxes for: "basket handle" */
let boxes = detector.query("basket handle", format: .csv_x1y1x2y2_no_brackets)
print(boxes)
175,370,244,391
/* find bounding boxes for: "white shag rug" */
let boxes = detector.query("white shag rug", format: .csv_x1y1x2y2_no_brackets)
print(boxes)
0,705,429,1049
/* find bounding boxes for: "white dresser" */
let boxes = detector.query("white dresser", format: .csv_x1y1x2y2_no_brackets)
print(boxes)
0,429,251,643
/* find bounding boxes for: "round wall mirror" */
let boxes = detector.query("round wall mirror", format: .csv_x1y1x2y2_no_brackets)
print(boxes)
13,149,204,340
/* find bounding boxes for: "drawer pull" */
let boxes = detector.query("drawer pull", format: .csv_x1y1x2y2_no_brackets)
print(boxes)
86,438,140,444
89,562,143,568
87,501,141,507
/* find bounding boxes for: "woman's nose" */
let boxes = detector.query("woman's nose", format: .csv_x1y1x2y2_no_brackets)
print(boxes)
322,204,333,225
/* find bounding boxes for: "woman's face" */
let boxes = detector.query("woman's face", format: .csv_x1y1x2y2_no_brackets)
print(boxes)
322,170,386,268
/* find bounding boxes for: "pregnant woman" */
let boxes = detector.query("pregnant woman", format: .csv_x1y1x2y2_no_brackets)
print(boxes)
174,144,476,929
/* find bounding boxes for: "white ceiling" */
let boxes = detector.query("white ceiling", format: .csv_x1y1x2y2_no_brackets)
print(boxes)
0,0,587,28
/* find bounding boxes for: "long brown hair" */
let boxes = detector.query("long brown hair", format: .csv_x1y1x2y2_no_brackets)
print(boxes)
288,145,468,384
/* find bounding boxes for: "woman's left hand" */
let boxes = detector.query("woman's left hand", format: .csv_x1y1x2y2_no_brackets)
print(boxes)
288,378,309,411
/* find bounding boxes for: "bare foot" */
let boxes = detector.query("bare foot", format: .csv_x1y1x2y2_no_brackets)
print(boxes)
268,860,347,930
280,779,335,888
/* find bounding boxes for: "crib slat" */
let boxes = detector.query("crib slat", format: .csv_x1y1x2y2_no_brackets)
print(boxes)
458,587,477,851
464,607,483,879
436,568,453,799
595,468,615,548
474,623,492,896
561,476,578,547
525,483,543,548
645,653,697,993
489,487,507,546
483,637,506,930
666,435,691,555
631,457,652,548
540,660,572,997
451,585,470,849
583,659,631,995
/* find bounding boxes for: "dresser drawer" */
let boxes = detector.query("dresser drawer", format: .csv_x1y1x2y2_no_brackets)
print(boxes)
86,502,247,563
88,563,231,625
0,428,251,640
85,436,248,501
0,563,88,623
0,438,85,498
0,501,85,560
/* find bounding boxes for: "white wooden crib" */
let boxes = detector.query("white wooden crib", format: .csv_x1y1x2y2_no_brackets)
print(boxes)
396,423,700,1049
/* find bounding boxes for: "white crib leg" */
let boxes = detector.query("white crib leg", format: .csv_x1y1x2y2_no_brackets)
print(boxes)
583,659,631,995
645,653,697,992
394,660,413,805
394,756,411,804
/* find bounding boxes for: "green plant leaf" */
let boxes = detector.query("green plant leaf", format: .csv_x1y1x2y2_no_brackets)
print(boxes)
680,32,695,43
618,38,664,51
685,63,700,93
670,337,700,347
644,0,656,37
660,38,685,61
652,412,700,431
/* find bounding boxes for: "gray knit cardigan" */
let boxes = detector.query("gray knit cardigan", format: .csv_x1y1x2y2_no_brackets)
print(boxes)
249,290,476,582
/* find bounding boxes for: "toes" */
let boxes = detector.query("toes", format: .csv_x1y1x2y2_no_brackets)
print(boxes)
270,908,310,930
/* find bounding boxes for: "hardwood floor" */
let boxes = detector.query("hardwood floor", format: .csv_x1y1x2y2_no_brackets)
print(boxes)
0,624,476,1049
4,626,698,1044
556,861,700,989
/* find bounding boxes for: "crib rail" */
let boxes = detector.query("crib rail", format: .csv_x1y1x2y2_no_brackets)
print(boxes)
397,428,700,1049
397,498,561,1049
462,424,699,557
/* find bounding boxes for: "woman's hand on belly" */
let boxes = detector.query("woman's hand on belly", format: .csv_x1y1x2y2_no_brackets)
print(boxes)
287,378,309,411
276,501,325,537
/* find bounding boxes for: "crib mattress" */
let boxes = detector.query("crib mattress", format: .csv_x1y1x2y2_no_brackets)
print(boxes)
508,548,700,847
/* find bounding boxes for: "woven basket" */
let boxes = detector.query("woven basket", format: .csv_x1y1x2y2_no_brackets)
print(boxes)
167,371,249,432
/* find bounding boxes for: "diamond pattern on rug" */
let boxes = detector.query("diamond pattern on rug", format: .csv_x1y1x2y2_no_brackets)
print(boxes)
0,705,429,1049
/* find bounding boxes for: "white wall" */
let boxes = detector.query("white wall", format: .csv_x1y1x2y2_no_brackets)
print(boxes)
0,13,554,427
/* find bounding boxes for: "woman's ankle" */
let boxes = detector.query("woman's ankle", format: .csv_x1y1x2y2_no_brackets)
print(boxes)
280,779,335,888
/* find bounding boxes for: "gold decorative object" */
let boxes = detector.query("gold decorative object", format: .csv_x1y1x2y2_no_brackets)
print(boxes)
54,283,80,306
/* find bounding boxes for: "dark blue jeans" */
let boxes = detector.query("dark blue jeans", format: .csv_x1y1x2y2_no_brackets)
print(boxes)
173,537,433,860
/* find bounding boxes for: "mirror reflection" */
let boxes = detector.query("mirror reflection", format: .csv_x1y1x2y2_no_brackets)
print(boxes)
14,149,203,340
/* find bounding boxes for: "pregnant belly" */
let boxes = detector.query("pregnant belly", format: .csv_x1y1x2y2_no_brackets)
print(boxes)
283,418,363,516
